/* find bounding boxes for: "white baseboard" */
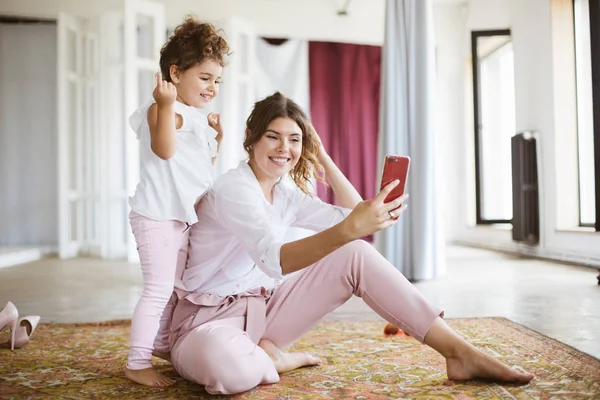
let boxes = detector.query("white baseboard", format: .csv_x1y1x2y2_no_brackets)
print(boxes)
0,246,56,269
452,239,600,270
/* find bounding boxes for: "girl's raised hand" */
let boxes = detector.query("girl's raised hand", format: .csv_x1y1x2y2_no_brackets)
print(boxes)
153,71,177,107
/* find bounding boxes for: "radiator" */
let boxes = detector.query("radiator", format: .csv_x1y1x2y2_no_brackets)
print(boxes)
511,132,540,245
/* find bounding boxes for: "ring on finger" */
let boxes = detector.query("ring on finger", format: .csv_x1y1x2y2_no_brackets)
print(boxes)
388,210,396,219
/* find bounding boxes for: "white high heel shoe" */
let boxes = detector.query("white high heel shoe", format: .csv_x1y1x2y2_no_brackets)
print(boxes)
12,315,41,349
0,301,19,350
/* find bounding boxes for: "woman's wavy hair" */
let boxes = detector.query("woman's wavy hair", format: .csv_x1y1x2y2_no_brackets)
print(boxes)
244,92,324,194
159,15,230,82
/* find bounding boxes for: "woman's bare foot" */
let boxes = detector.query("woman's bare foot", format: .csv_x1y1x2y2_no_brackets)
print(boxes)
152,349,172,363
124,366,176,387
446,346,534,383
424,317,533,384
259,339,321,374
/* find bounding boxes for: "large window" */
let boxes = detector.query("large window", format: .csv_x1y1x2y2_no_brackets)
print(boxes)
471,30,516,224
574,0,600,230
574,0,596,227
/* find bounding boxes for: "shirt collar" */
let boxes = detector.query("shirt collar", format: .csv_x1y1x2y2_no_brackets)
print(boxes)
237,161,286,203
174,100,204,117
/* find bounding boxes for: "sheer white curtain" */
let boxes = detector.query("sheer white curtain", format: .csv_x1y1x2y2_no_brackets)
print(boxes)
255,38,310,113
375,0,445,281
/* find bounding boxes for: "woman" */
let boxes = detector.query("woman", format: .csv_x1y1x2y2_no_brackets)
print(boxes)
168,92,534,395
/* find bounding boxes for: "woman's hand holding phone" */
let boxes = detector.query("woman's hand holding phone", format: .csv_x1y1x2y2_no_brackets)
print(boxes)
341,180,409,240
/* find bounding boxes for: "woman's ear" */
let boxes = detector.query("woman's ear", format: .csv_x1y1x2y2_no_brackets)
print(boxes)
169,65,180,83
245,129,254,157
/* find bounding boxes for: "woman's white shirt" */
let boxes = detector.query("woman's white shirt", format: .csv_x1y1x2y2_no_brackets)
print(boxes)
179,161,352,296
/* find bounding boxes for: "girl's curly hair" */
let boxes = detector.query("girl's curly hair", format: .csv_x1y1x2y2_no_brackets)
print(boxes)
160,16,230,82
244,92,325,195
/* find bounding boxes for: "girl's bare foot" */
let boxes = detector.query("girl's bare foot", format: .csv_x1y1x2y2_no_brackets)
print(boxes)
124,366,176,387
446,346,534,383
259,339,321,374
153,349,172,363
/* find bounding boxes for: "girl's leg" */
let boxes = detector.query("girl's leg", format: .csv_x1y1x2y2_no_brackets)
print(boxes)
152,225,190,359
263,240,533,383
125,214,186,387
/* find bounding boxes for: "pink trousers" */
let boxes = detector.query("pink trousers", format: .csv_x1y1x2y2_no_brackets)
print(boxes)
127,211,190,370
170,240,443,395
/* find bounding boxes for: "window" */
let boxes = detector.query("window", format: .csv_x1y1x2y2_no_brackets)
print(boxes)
574,0,599,229
471,30,516,224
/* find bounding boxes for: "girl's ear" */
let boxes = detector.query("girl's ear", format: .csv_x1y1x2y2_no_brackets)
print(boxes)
169,65,180,83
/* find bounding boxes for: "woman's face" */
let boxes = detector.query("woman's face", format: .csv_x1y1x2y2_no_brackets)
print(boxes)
250,117,303,182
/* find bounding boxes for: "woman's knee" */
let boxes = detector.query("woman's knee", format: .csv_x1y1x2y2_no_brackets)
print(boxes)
173,326,278,395
334,240,377,268
206,356,271,395
331,240,394,285
345,239,374,254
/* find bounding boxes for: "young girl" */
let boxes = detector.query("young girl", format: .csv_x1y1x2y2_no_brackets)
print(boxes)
125,16,229,387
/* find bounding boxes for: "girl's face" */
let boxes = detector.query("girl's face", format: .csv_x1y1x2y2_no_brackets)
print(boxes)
249,117,303,183
171,59,222,108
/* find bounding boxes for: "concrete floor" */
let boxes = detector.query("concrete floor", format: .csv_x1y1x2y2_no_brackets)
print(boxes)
0,246,599,359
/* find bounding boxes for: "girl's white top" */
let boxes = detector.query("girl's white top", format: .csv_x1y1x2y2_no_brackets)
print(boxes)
128,100,218,224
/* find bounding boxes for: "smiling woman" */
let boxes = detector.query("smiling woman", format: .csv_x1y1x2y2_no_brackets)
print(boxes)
243,92,323,196
248,119,303,192
165,92,534,395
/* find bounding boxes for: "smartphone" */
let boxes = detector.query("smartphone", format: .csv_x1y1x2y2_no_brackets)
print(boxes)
380,155,411,204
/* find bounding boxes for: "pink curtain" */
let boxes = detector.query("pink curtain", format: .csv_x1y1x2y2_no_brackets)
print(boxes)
309,41,382,207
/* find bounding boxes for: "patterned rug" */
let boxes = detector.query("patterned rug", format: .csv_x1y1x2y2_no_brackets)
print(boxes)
0,317,599,399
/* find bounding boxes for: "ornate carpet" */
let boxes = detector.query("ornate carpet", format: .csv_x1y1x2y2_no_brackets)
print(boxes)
0,317,599,399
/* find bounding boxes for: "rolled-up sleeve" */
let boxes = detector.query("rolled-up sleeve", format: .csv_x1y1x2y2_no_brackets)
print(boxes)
292,190,352,232
213,182,284,279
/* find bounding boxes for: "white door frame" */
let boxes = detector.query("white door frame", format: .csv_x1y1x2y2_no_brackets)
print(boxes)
124,0,165,261
58,1,166,260
58,13,101,258
57,12,84,258
214,17,257,177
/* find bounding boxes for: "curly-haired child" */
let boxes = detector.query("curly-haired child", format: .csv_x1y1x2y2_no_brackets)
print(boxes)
125,16,230,387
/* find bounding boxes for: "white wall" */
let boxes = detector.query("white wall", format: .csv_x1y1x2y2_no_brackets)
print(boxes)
435,0,600,266
433,2,469,241
0,0,385,45
0,24,58,246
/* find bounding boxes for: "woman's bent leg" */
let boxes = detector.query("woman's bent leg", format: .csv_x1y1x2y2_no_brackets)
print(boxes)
171,320,279,395
263,241,532,383
264,241,441,348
